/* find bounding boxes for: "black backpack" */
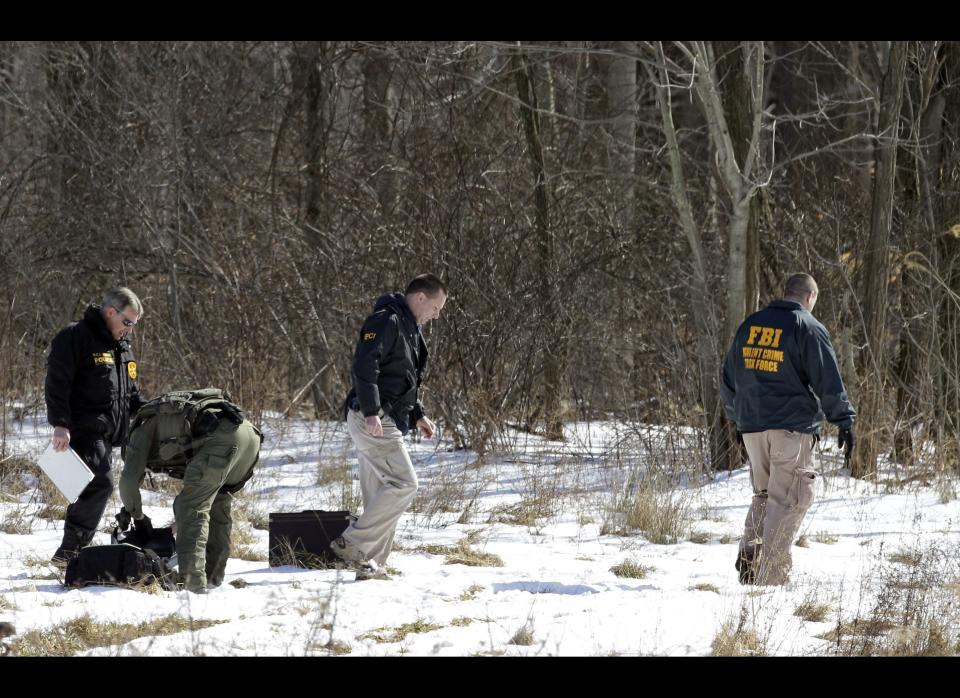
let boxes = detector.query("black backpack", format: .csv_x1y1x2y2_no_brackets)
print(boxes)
130,388,247,478
65,540,178,591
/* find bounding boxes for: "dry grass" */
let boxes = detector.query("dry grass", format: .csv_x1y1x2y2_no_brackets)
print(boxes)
799,531,838,546
487,497,555,526
316,455,350,488
877,621,960,656
711,606,765,656
711,623,764,656
516,461,565,521
268,537,336,569
688,529,711,544
459,584,485,601
313,449,362,513
816,619,898,644
451,617,473,627
794,600,832,623
359,618,443,644
37,472,70,512
21,554,62,581
233,546,268,562
0,454,35,496
231,491,270,531
35,504,67,521
509,624,535,646
690,583,720,594
230,522,266,562
323,639,352,655
888,549,923,567
416,531,504,568
10,614,226,656
609,558,653,579
820,544,960,655
1,508,31,534
336,478,362,514
603,479,692,545
444,544,503,568
411,466,472,518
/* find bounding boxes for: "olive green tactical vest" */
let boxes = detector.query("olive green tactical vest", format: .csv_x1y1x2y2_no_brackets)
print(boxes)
129,388,244,478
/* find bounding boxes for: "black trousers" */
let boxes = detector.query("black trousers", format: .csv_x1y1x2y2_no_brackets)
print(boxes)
62,432,113,543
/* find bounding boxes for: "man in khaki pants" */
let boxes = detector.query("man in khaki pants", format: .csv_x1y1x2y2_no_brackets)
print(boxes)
721,273,855,585
331,274,448,581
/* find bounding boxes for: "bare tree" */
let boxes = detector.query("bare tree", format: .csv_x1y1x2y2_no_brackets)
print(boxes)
852,41,908,479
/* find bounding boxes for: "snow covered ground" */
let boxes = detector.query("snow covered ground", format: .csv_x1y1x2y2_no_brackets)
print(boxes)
2,412,959,656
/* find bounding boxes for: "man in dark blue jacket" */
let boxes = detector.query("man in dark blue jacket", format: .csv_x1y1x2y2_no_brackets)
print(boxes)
45,287,145,566
721,273,855,585
330,274,447,580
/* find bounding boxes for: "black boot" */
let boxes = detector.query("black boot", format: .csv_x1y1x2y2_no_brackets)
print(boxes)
51,525,94,567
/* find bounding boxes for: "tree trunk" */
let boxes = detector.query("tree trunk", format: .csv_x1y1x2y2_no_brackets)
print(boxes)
513,45,565,441
293,40,330,418
894,43,946,469
716,41,762,323
692,41,766,470
651,44,723,470
362,48,397,214
852,41,908,478
935,42,960,472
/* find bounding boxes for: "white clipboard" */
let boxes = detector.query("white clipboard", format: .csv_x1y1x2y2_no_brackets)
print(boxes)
37,443,95,504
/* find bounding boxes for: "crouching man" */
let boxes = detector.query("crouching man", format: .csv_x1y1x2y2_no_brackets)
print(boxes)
118,389,262,593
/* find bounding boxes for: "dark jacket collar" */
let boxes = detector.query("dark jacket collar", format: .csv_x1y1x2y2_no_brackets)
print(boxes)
769,299,804,312
82,304,121,347
373,292,419,330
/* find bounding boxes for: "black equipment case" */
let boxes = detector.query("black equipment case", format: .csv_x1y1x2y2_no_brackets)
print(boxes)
268,510,356,568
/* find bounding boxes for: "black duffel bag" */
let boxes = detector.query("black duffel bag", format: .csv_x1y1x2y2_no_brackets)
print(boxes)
64,543,178,591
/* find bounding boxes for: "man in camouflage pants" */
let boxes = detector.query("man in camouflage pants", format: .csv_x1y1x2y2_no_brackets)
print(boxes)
119,392,261,593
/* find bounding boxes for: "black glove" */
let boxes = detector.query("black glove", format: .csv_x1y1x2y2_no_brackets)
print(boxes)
838,426,854,461
115,507,132,532
134,514,153,536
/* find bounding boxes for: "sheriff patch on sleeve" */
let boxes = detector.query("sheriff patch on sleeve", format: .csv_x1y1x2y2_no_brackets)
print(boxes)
363,332,376,341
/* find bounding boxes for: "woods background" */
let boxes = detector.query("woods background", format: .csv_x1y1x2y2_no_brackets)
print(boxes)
1,41,959,480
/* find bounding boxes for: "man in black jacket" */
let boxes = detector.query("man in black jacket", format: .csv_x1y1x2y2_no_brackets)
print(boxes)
330,274,447,580
45,287,145,566
721,273,855,586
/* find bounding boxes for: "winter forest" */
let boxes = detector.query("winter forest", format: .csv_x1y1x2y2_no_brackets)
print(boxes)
2,41,960,657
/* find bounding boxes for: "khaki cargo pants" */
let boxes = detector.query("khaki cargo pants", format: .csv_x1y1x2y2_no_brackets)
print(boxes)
341,409,418,566
173,419,261,592
739,430,818,585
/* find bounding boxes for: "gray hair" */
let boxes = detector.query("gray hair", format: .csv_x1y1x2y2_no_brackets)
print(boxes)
783,273,818,300
103,287,143,318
